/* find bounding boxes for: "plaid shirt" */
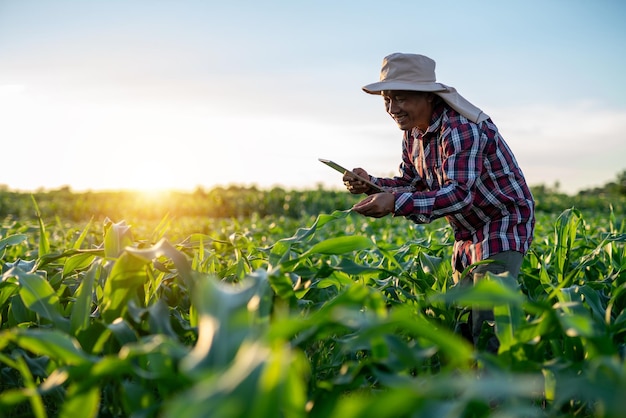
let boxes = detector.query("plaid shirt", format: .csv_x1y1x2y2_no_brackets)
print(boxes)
371,102,535,269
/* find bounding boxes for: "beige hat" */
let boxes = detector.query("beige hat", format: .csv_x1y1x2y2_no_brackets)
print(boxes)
362,53,489,124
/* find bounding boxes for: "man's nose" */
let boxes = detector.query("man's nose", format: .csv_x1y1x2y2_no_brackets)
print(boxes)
387,101,400,114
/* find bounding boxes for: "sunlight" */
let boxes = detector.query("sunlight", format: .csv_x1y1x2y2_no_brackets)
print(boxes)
133,188,173,205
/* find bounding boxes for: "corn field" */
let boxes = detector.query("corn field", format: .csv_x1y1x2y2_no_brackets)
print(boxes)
0,189,625,417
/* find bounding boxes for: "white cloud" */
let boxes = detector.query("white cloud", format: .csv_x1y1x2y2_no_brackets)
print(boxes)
491,101,626,193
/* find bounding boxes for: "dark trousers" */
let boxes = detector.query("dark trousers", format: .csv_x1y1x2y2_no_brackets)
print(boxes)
452,251,524,352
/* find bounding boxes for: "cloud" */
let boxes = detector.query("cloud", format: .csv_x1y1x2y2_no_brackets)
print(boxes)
490,101,626,193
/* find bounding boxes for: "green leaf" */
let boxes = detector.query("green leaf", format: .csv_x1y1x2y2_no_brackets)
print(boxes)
0,234,27,252
101,238,194,325
164,342,270,418
63,252,98,276
59,383,100,418
0,281,19,310
558,311,597,338
494,299,525,352
71,217,94,250
578,284,607,321
276,210,351,246
268,272,296,299
14,355,46,417
8,329,93,366
303,235,374,256
336,258,384,275
419,252,443,275
103,218,133,258
435,273,526,308
269,210,352,268
70,263,99,334
146,300,178,337
15,268,69,331
180,272,270,374
120,380,157,416
553,208,582,284
101,252,149,323
124,238,193,286
0,388,30,411
389,308,473,368
7,293,35,324
31,195,50,257
107,318,139,345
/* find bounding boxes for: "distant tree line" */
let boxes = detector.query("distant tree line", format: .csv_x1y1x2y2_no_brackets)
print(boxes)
1,170,625,224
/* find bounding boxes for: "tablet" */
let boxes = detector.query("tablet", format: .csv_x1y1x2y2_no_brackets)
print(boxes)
318,158,384,192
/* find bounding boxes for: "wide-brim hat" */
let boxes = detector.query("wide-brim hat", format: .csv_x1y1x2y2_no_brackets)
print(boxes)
362,53,489,124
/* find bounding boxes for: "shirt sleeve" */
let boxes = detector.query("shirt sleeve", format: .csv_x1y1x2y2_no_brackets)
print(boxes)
393,122,482,222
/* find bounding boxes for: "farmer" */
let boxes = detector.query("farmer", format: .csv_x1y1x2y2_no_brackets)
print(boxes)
343,53,535,353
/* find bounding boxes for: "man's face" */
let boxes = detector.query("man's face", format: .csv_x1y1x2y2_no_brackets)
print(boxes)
382,90,433,131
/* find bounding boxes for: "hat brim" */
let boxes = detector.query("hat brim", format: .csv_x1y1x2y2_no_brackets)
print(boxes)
362,81,448,95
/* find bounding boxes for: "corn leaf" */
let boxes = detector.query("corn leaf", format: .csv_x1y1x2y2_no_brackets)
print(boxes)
303,235,374,256
15,268,69,331
70,263,99,334
59,383,100,418
9,329,92,366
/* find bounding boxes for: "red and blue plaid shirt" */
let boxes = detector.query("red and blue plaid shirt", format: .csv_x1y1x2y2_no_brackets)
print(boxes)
371,102,535,270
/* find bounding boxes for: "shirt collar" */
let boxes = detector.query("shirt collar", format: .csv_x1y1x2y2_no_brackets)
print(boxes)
411,101,445,139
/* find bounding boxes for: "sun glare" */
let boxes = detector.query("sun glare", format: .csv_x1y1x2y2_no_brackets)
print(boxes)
133,189,173,204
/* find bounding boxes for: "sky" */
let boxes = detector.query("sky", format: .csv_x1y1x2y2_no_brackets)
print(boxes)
0,0,625,195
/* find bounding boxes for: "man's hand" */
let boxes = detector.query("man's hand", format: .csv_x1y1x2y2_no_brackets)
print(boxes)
352,193,395,218
343,168,372,194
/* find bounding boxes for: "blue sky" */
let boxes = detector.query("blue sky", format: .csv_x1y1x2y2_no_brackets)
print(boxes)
0,0,625,194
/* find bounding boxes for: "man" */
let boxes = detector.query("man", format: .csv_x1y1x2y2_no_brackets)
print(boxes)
343,53,535,352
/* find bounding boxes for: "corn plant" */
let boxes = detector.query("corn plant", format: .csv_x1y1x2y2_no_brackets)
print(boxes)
0,202,624,417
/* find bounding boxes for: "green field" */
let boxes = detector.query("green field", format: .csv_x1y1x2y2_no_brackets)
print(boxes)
0,185,625,417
